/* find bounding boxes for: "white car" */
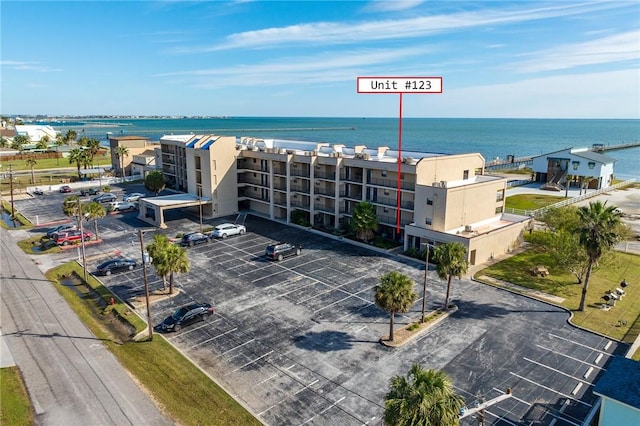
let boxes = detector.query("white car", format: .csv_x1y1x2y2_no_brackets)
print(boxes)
210,223,246,239
109,201,136,212
123,192,145,202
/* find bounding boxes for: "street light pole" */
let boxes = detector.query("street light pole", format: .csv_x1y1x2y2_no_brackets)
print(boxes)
138,229,153,341
8,164,15,219
421,242,430,323
76,199,88,283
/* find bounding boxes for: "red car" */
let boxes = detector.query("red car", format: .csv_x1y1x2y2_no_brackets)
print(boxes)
59,185,72,193
51,230,93,245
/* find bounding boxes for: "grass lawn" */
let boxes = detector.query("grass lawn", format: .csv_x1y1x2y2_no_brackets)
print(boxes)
45,262,261,426
0,367,34,426
477,250,640,343
504,193,565,211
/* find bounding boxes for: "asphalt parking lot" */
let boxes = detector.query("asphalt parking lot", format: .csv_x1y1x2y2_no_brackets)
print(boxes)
13,186,630,426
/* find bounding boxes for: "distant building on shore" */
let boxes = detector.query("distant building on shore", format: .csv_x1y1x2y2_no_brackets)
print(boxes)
531,147,616,191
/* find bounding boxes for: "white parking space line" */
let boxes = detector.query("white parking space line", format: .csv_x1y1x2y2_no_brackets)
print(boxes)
492,388,530,406
221,338,255,355
482,410,517,426
294,379,319,395
229,350,274,374
252,373,279,389
189,327,238,349
296,278,362,304
301,397,346,425
536,345,604,370
168,319,223,338
523,357,594,386
509,372,591,407
549,333,611,354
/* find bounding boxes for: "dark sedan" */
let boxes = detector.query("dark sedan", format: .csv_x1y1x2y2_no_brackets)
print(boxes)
96,258,137,276
180,232,210,247
155,303,214,332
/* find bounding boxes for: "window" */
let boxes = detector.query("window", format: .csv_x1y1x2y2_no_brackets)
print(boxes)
572,161,580,170
463,170,469,179
425,218,432,225
427,198,433,205
588,162,596,169
400,173,405,180
496,190,504,202
384,190,390,196
383,208,389,213
381,170,387,177
495,206,503,214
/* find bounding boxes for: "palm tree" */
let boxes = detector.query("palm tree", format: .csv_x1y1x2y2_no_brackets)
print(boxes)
146,234,173,291
62,195,81,225
352,201,378,242
55,133,65,165
576,201,624,311
83,202,106,240
564,174,574,198
26,158,37,184
68,148,84,179
0,137,8,148
115,146,129,178
384,364,464,426
86,138,101,164
64,129,77,145
164,244,189,294
375,271,417,342
12,135,29,151
433,242,469,310
36,135,50,150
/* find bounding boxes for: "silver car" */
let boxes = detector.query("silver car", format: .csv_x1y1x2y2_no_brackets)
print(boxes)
211,223,246,239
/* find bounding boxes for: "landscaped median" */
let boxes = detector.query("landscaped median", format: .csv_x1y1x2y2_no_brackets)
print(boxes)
381,306,458,348
45,261,262,426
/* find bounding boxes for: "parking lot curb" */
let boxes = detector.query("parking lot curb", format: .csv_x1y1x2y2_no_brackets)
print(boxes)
380,305,458,348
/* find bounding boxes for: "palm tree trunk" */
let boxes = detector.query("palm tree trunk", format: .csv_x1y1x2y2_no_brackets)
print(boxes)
389,311,395,341
578,260,594,311
444,276,452,310
169,272,174,294
30,168,35,185
162,275,167,292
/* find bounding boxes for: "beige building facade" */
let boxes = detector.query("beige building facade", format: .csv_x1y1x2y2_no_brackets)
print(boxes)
148,134,531,265
108,135,152,176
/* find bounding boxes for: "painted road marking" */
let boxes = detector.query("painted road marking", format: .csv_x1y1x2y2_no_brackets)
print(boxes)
294,379,319,395
509,372,591,407
222,338,256,355
189,327,238,349
536,345,604,370
230,350,274,374
523,357,594,386
549,333,610,354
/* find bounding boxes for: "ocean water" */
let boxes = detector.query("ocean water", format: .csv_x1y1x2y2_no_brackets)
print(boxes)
40,117,640,180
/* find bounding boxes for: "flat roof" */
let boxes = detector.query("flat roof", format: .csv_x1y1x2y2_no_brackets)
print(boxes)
593,356,640,409
139,193,209,207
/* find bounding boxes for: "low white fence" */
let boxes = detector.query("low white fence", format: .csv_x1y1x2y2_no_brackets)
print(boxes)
504,179,636,218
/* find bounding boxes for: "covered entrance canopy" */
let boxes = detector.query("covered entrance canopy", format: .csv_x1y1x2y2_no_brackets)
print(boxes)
137,193,210,229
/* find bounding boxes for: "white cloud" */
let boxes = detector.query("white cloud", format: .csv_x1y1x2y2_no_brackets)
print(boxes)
510,30,640,73
172,1,628,53
363,0,426,13
0,60,62,72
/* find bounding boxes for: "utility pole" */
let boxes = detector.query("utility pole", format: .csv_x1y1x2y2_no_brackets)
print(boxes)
8,164,15,219
138,229,153,341
198,187,203,233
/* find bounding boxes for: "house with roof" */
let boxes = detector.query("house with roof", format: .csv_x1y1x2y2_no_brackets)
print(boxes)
593,356,640,426
141,134,532,266
531,147,615,191
14,125,58,142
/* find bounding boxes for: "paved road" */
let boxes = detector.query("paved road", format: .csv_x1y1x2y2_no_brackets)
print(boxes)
0,227,172,426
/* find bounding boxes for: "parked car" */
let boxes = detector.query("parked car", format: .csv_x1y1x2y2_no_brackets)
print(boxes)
180,232,210,247
265,242,302,261
96,258,137,276
32,188,44,195
51,230,93,246
108,201,136,212
155,303,214,332
59,185,72,193
92,193,117,204
46,223,77,239
210,223,246,239
123,192,145,202
80,187,100,196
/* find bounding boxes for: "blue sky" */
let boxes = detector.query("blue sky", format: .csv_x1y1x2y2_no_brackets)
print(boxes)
2,0,639,118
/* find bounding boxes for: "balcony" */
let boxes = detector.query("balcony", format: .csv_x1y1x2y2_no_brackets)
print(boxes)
378,214,413,227
368,196,415,210
314,171,336,180
291,184,310,194
340,174,364,183
315,187,336,197
368,177,415,191
314,204,336,214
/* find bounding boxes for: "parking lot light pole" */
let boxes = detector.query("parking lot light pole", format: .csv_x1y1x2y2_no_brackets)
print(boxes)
421,242,430,323
8,164,15,219
76,199,88,283
138,229,153,341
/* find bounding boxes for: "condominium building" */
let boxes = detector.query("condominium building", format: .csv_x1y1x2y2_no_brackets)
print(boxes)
141,134,532,266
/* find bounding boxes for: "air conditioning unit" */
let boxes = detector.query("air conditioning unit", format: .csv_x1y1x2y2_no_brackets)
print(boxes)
464,225,473,232
432,182,441,188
